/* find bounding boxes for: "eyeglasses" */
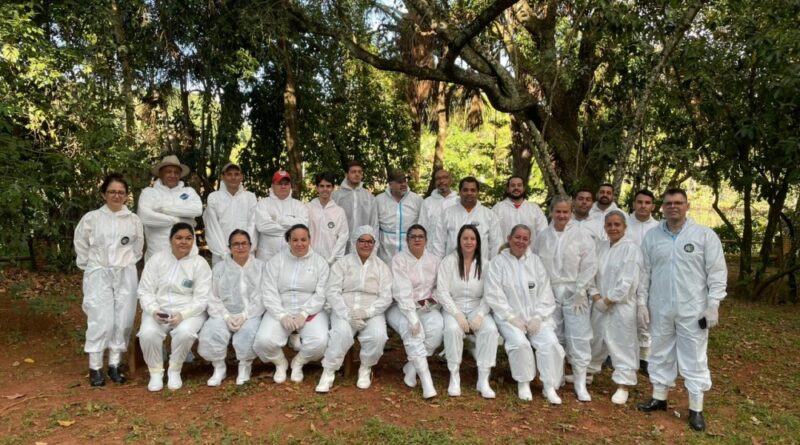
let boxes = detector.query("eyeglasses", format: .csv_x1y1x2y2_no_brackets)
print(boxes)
357,239,375,245
231,242,250,248
105,191,127,196
663,201,687,207
408,235,426,241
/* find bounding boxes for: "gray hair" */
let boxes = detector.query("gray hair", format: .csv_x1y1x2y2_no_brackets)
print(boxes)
550,194,573,213
604,209,628,226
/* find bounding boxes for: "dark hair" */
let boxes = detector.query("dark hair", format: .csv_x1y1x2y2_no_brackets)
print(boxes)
663,187,688,200
504,176,527,199
634,189,655,202
598,183,615,192
314,171,337,186
345,160,364,173
456,225,482,280
573,188,594,199
100,173,128,194
222,164,241,173
284,224,310,242
228,229,251,246
406,224,427,240
458,176,480,192
170,222,194,239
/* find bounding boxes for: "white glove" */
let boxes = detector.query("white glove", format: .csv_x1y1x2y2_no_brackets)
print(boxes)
349,318,367,331
455,312,470,333
637,304,649,328
526,316,542,336
410,321,423,337
572,293,589,315
225,313,244,332
280,315,296,331
468,314,484,332
704,303,719,328
292,314,307,331
593,298,609,313
350,308,368,320
167,312,184,328
509,317,527,333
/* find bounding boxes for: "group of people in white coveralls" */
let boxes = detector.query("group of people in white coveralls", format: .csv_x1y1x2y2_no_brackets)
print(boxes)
74,155,727,432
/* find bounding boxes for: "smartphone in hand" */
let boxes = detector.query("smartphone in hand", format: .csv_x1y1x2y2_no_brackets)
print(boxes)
157,312,170,320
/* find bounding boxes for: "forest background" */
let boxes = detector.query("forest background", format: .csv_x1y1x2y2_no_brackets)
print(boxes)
1,0,799,302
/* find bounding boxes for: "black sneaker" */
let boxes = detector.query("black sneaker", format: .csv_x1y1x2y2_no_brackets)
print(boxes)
89,369,106,387
636,398,667,412
108,365,126,384
689,410,706,431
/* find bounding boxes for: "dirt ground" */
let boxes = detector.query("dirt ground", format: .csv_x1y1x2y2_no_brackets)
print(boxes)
1,267,799,444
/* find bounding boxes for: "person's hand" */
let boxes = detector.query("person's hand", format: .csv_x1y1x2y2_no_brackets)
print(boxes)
153,310,170,325
410,321,423,337
226,313,244,332
168,312,184,328
510,317,527,333
280,314,296,331
704,303,719,328
468,314,484,332
526,316,542,336
349,318,367,331
593,298,609,313
637,304,649,328
350,308,368,320
292,314,307,331
572,293,589,315
455,312,470,333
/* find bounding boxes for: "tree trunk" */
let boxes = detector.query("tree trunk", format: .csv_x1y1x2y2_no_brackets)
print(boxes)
280,37,303,198
425,81,449,197
753,175,790,297
110,0,136,143
467,90,483,131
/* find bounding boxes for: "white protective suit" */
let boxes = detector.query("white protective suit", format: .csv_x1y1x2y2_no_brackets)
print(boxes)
431,202,503,260
332,180,379,253
588,237,642,385
321,247,393,372
253,248,330,366
138,179,203,261
307,198,349,265
533,221,598,372
254,192,308,261
386,250,443,360
589,202,620,222
203,185,258,266
484,249,565,387
74,205,143,368
572,216,606,245
640,219,727,403
137,250,211,372
626,212,659,357
198,255,266,363
375,189,423,264
435,252,498,371
418,189,458,236
492,198,549,238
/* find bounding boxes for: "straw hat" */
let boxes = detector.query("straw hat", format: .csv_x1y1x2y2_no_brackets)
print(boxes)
151,155,190,178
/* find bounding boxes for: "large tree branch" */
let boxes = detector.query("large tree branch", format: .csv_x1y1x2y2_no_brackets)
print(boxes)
439,0,520,70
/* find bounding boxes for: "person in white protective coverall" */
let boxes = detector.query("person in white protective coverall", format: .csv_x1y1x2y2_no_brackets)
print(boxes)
418,169,458,237
137,223,211,392
197,230,265,387
332,160,379,253
138,155,203,261
252,224,330,384
588,210,643,405
435,224,499,398
315,226,392,393
533,195,598,402
636,188,727,432
492,176,548,238
203,163,258,266
588,183,620,222
74,174,144,386
254,170,308,261
376,168,423,264
485,224,565,404
432,176,503,261
307,172,349,265
626,189,659,375
385,224,442,399
571,189,605,244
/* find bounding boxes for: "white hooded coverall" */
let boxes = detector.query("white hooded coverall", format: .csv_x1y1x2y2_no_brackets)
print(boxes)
254,192,308,262
418,189,458,237
492,198,549,238
435,252,499,370
253,249,330,366
432,202,503,261
386,250,443,360
375,189,423,264
137,250,211,372
484,249,565,386
307,197,349,265
533,221,598,372
332,180,379,253
203,185,258,266
589,237,642,385
640,219,727,402
74,205,144,367
626,212,659,356
321,247,393,372
572,216,606,245
588,202,620,222
198,255,266,363
138,179,203,261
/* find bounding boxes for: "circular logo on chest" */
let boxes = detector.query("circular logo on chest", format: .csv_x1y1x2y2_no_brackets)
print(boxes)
684,243,695,253
120,236,130,245
179,193,189,200
328,221,335,229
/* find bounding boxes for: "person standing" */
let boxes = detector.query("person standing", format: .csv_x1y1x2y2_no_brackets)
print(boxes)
138,155,202,261
432,177,502,260
375,169,423,264
418,169,458,237
332,161,378,253
307,172,349,265
588,183,620,221
254,170,308,261
636,188,727,432
492,176,548,238
571,189,605,244
74,174,143,386
203,163,258,266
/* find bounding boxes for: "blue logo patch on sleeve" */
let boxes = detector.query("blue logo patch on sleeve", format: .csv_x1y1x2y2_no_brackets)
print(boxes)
180,193,189,200
182,279,194,288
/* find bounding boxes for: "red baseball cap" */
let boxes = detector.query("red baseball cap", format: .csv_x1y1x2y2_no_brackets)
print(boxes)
272,170,291,184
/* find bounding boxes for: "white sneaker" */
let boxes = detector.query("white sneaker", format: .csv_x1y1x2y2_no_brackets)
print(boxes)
315,368,336,393
356,365,372,389
167,369,183,390
403,361,417,388
207,361,227,387
543,385,562,405
517,382,533,401
236,361,252,386
273,357,289,384
147,371,164,392
448,371,461,397
611,388,629,405
290,355,305,383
